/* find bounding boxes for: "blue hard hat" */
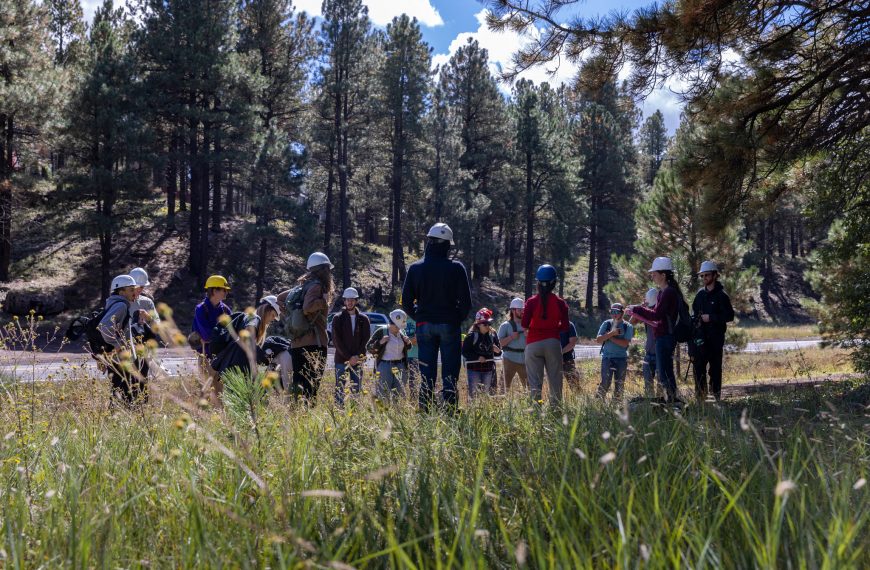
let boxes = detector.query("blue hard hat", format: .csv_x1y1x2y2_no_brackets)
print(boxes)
535,264,557,282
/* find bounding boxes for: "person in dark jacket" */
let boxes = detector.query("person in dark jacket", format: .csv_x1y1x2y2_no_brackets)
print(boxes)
401,223,472,411
332,287,371,406
691,260,735,401
462,308,502,399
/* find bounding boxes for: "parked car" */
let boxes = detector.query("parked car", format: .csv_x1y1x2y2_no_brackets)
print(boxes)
326,312,389,346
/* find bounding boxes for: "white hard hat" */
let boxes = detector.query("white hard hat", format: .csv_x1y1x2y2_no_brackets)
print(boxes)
111,274,137,291
129,267,150,287
648,257,674,273
306,251,333,270
260,295,281,317
426,223,454,245
645,288,658,307
510,297,525,310
389,309,408,327
698,260,719,274
342,287,359,299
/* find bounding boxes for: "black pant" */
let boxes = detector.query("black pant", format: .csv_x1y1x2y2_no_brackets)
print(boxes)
109,358,148,405
290,346,326,403
693,340,724,399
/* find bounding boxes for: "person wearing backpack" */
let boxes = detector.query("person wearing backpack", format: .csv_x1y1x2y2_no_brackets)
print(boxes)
210,296,291,390
332,287,371,406
462,308,502,399
97,274,149,405
277,252,334,404
192,275,232,357
691,261,735,402
497,298,527,394
401,223,472,411
627,257,687,403
594,303,634,402
129,267,160,330
366,309,413,401
522,265,570,406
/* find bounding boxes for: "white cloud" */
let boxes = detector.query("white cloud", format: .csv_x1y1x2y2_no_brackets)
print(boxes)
295,0,444,27
432,9,580,90
433,9,685,133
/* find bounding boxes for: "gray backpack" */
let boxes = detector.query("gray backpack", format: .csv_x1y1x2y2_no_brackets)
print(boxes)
283,281,317,339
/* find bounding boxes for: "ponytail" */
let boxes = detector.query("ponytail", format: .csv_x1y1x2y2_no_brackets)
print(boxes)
537,280,557,318
663,271,684,302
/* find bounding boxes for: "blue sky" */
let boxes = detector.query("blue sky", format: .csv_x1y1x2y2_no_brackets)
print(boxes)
82,0,684,131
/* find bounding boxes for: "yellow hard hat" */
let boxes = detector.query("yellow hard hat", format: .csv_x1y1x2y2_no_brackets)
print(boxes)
204,275,230,290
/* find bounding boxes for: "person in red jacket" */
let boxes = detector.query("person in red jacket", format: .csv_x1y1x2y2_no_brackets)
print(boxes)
521,264,570,405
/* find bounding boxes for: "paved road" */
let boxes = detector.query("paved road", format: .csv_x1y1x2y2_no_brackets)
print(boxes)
0,339,823,383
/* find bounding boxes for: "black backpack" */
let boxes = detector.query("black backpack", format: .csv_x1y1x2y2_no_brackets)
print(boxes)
83,299,130,355
209,311,248,356
671,295,693,343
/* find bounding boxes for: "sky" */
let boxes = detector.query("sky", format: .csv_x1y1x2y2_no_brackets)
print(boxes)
81,0,684,132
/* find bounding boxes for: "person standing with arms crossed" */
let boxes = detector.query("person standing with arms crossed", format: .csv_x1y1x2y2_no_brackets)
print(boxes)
692,261,735,401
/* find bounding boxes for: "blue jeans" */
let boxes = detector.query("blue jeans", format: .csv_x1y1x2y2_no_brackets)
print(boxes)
416,322,461,410
598,357,628,399
334,362,363,406
376,361,407,401
467,369,495,399
655,334,677,398
643,351,657,397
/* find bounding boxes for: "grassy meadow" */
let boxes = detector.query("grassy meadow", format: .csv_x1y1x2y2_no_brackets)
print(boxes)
0,362,868,568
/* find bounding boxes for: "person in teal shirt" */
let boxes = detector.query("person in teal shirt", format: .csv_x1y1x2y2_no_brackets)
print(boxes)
594,303,634,402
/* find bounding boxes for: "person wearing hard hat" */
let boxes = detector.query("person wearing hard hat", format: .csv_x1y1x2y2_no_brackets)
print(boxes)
462,308,502,399
521,264,570,405
277,252,334,403
211,296,292,390
629,288,663,398
497,298,528,393
627,257,686,403
128,268,160,332
401,223,472,411
192,275,232,358
98,274,149,405
594,303,634,402
366,309,413,401
691,260,735,401
331,287,371,406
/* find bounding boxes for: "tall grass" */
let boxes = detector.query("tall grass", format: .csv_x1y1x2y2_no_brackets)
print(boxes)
0,372,867,568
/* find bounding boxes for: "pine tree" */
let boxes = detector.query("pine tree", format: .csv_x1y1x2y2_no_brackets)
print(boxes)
0,0,60,281
607,165,759,311
63,0,149,299
238,0,316,298
378,15,431,285
439,38,509,279
317,0,372,289
47,0,87,67
638,110,668,185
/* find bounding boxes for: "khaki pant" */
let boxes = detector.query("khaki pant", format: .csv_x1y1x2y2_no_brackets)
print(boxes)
525,338,563,405
502,358,528,392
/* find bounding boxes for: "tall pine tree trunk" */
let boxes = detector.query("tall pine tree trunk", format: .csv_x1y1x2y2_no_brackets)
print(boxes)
256,236,267,301
0,115,12,281
198,125,210,279
508,229,516,285
211,120,222,232
585,202,597,312
596,231,610,309
179,155,188,212
390,117,406,285
188,117,201,276
524,149,534,298
225,166,233,215
338,96,351,289
323,143,336,252
166,134,178,229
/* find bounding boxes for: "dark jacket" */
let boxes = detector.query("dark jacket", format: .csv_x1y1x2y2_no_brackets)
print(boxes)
692,281,735,345
462,330,501,372
366,327,411,366
332,308,371,365
401,241,472,327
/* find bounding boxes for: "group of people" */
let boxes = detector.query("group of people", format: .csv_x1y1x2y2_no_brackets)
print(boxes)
94,222,735,408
